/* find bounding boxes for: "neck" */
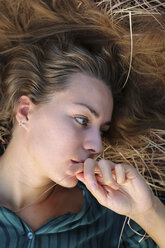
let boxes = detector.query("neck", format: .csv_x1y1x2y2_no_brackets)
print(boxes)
0,139,54,212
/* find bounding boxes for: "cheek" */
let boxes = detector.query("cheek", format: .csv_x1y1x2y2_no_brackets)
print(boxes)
54,121,81,153
28,116,81,160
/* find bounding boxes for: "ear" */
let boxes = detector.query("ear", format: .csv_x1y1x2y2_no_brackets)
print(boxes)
15,95,35,129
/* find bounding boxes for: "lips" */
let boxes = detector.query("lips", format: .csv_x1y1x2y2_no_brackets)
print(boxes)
71,160,85,164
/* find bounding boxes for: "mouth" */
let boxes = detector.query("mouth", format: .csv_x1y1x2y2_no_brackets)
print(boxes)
71,160,85,164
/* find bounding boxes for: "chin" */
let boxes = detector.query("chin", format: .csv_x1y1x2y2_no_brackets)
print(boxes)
58,176,78,188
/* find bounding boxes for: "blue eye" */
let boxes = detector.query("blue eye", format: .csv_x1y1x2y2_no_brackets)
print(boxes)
74,117,89,127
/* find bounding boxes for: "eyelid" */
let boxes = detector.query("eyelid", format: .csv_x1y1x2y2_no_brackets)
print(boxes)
73,115,89,120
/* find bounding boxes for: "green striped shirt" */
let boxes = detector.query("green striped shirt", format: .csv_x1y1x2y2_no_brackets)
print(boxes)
0,182,160,247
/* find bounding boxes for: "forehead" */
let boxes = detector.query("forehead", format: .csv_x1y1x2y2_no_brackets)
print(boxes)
67,72,112,100
65,72,113,118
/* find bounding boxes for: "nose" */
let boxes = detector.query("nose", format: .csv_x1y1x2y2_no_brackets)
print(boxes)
83,128,104,155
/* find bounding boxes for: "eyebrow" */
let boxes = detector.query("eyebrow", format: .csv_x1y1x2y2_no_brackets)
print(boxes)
73,102,111,126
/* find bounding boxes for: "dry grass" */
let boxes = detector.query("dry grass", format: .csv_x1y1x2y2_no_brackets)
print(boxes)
96,1,165,14
96,1,165,31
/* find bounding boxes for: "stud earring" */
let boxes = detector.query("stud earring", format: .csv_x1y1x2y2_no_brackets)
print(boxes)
19,121,27,126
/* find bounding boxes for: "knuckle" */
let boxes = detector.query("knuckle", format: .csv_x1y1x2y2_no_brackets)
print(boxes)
117,178,125,184
105,178,114,186
99,158,106,164
115,163,123,170
98,159,109,168
84,158,94,165
115,164,125,174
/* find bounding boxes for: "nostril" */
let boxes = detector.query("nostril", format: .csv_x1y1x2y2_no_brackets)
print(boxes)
88,148,96,153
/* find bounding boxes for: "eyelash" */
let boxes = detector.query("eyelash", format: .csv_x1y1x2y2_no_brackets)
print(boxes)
74,116,108,137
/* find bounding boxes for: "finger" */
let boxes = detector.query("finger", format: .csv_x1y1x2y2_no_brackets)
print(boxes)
66,163,84,175
124,164,139,180
84,158,98,190
97,159,116,187
115,164,126,184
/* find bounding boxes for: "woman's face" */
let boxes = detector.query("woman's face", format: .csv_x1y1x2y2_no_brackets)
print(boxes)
27,72,113,187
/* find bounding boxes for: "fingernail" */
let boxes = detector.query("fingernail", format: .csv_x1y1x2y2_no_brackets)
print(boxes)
90,182,98,191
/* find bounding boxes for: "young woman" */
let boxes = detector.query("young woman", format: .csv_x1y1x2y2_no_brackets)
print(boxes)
0,0,164,247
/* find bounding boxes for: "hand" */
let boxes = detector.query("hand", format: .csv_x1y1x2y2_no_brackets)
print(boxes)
67,158,155,219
